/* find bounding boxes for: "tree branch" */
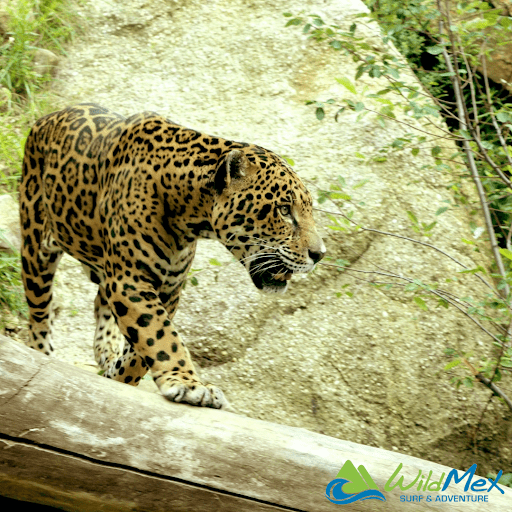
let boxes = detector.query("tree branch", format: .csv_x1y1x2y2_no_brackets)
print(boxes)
438,0,510,298
462,358,512,411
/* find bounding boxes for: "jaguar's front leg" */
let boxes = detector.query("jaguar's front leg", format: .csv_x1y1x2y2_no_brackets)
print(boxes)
106,278,226,408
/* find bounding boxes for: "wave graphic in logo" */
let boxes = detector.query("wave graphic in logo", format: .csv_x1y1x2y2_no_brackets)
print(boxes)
325,478,387,504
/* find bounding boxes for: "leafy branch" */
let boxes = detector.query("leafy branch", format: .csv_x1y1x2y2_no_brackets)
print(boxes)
285,4,512,415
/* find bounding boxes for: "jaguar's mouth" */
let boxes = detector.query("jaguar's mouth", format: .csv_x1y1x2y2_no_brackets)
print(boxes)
249,256,293,294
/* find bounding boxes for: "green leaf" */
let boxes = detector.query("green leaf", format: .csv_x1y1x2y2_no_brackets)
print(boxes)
335,76,357,94
496,112,512,123
407,211,418,224
501,358,512,368
369,66,381,78
431,145,442,157
426,45,444,55
190,276,199,286
414,297,428,311
499,473,512,487
411,148,420,156
499,248,512,260
437,298,449,308
435,206,448,216
353,178,370,189
458,266,486,275
316,107,325,121
209,258,222,266
329,192,352,200
463,377,474,389
334,107,346,122
285,18,302,27
444,359,461,370
354,152,365,159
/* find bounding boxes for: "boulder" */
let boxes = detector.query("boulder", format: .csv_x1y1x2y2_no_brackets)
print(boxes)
0,194,21,252
33,48,60,77
10,0,510,473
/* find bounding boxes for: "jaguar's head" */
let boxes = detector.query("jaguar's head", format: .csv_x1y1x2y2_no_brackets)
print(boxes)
210,148,325,294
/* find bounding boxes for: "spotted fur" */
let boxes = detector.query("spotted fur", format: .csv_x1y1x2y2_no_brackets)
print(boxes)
20,103,325,408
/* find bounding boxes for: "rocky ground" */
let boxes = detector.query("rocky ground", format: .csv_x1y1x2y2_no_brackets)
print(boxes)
2,0,511,474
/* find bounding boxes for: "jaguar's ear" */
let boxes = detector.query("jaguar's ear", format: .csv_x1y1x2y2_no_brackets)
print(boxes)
213,150,247,195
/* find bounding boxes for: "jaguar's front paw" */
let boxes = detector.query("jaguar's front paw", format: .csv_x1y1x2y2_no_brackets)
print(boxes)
157,377,227,409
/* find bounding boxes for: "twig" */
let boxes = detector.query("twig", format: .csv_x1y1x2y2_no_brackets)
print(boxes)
457,34,481,141
471,396,493,454
361,107,461,140
319,261,508,348
462,358,512,411
481,48,512,171
314,207,498,295
438,0,510,298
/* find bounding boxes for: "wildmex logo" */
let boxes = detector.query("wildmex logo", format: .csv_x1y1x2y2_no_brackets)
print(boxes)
325,460,386,504
325,460,504,505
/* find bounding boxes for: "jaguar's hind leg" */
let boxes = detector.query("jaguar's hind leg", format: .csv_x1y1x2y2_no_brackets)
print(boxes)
21,228,63,356
93,286,148,385
20,125,64,356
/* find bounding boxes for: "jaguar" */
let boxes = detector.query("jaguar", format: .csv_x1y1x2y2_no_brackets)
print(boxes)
20,103,325,409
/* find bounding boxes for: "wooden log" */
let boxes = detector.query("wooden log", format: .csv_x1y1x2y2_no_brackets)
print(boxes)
0,335,511,511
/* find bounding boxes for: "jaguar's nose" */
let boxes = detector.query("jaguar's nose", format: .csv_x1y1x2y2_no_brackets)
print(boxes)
309,248,325,264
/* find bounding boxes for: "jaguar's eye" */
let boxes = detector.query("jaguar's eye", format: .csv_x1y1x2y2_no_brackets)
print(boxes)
279,205,291,217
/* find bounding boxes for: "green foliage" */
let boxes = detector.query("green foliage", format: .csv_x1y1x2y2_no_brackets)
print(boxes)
0,0,77,322
184,258,226,289
0,230,27,316
0,111,32,193
1,0,77,102
0,0,78,194
285,5,512,413
360,0,512,245
487,472,512,488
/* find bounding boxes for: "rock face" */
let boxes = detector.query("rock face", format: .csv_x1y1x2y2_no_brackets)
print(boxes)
487,0,512,92
9,0,510,472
